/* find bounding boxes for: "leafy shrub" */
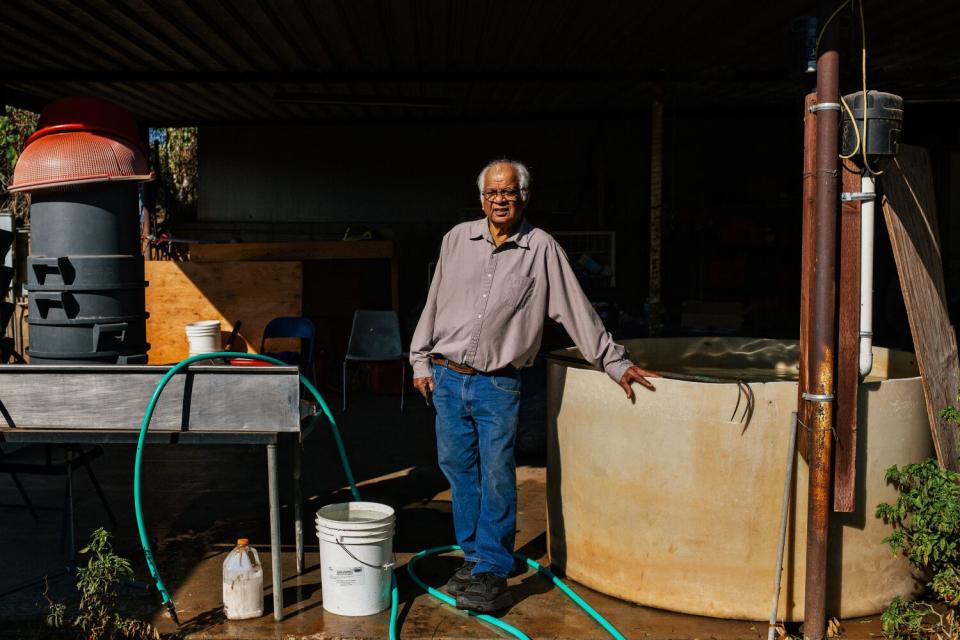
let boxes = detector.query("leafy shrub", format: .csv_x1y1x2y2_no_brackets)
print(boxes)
876,459,960,639
46,528,158,640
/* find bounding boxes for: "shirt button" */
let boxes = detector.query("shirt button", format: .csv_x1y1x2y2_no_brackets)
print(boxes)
482,294,487,298
487,274,492,278
477,314,482,319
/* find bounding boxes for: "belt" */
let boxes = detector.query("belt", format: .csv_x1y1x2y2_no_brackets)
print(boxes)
430,356,515,376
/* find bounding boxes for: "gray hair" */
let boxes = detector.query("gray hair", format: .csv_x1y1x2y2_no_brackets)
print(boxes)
477,159,531,202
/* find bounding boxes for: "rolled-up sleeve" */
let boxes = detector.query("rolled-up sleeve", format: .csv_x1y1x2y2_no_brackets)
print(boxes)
409,235,447,379
545,242,632,382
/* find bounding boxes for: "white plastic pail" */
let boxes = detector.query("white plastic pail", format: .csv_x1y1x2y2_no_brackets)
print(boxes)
186,320,221,356
316,502,395,616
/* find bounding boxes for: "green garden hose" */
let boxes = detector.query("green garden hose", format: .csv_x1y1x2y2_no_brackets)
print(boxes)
133,352,360,625
135,352,625,638
400,545,626,640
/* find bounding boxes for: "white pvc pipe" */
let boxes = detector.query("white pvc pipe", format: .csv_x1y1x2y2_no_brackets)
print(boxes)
859,176,876,378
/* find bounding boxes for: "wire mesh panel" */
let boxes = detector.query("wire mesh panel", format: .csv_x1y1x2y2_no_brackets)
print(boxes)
553,231,616,289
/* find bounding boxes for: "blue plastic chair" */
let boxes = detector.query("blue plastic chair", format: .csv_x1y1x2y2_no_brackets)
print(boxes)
342,310,405,413
259,316,317,385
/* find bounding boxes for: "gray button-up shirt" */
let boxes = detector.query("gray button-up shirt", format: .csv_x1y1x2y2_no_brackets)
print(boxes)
410,218,632,382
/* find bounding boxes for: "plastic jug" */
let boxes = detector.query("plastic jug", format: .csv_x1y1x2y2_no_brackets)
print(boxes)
222,538,263,620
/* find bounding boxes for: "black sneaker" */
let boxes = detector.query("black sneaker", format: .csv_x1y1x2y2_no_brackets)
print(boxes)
455,572,513,612
445,560,477,595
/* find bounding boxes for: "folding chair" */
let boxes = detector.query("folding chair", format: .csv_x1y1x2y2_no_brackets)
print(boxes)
342,310,405,413
259,316,317,386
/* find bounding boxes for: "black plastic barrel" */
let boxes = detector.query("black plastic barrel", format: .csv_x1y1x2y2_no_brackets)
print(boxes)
841,90,904,158
26,182,148,364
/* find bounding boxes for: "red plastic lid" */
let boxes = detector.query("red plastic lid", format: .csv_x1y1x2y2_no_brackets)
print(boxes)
9,97,152,193
27,96,145,151
229,357,275,367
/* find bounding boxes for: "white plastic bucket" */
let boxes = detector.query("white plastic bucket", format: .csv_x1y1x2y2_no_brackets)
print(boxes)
186,320,221,356
316,502,395,616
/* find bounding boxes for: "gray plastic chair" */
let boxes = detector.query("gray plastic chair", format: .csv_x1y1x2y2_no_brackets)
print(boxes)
342,310,405,412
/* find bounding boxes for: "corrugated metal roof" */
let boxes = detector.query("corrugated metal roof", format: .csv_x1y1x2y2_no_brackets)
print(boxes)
1,0,957,124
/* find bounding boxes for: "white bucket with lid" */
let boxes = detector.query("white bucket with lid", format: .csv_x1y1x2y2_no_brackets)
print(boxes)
186,320,221,356
316,502,395,616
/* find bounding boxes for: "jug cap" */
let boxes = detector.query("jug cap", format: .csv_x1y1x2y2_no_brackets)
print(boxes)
237,538,249,546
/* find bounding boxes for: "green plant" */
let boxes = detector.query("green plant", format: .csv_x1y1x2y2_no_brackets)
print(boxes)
939,405,960,426
876,459,960,639
152,127,198,224
0,105,39,221
46,528,158,640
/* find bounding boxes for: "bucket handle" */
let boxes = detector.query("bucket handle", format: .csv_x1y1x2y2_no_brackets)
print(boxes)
334,534,395,571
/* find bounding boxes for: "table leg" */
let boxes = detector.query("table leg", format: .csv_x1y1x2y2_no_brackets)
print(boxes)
64,448,75,563
267,443,283,621
294,441,303,575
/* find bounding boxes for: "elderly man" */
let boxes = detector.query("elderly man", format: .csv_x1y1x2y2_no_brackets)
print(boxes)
410,159,657,612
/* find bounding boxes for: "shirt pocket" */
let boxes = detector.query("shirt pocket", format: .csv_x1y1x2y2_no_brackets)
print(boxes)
503,274,535,310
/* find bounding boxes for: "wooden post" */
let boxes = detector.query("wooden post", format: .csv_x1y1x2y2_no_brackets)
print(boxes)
647,87,664,335
834,159,862,512
797,92,818,463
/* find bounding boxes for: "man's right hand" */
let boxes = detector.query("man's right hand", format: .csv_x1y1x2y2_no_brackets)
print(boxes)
413,376,435,400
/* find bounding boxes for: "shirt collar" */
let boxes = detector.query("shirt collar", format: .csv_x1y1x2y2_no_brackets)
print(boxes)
468,218,533,248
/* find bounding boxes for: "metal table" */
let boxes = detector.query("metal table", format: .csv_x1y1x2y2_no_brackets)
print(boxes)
0,364,309,621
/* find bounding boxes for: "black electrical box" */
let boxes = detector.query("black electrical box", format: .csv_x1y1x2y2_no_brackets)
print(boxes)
841,90,904,158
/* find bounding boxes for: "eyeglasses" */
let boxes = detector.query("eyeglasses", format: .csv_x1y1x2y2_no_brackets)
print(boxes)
482,188,524,202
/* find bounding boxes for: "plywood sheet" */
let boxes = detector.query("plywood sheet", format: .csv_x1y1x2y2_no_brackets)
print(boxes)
144,261,301,364
882,145,960,470
189,240,393,262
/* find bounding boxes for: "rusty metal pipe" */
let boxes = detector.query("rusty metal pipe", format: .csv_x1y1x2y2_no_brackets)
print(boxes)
803,3,841,638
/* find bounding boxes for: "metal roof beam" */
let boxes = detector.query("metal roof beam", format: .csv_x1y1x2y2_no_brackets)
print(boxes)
0,69,800,84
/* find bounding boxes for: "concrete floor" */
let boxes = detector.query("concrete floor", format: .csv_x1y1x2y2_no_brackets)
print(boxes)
0,389,886,639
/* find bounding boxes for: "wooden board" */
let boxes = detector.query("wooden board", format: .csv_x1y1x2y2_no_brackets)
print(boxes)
797,92,817,463
144,261,301,364
188,240,399,311
189,240,393,262
834,159,861,511
0,365,300,432
882,145,960,470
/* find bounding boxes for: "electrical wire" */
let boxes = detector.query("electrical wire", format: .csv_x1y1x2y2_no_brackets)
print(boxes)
813,0,852,58
833,1,884,174
857,0,884,175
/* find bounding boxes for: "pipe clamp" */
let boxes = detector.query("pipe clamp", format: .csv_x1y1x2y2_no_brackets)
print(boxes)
841,192,877,202
859,331,874,338
802,392,835,402
809,102,841,113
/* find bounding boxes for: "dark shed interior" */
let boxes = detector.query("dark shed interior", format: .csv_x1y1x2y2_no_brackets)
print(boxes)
3,0,960,356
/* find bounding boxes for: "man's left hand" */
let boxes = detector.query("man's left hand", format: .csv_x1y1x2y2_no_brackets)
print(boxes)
619,366,659,401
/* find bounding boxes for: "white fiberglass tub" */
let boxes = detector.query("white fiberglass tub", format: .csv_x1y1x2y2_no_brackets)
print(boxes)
546,337,930,621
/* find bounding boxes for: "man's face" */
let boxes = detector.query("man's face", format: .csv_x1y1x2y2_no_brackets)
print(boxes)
481,163,526,231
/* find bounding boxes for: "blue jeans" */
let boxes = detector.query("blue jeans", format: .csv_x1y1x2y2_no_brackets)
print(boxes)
432,362,521,577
